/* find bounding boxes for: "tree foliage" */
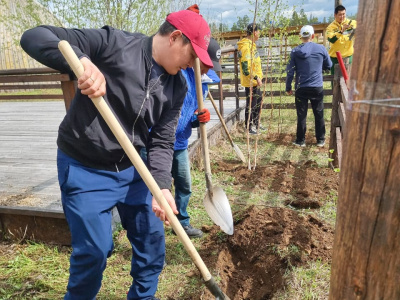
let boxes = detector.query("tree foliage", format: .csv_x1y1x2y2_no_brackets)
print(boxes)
1,0,193,36
231,15,250,31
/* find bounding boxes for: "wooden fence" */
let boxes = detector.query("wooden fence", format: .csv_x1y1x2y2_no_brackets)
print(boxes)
328,65,348,169
0,67,76,110
209,47,333,113
0,48,334,120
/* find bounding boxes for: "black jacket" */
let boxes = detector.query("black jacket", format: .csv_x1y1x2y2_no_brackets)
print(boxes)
20,25,187,189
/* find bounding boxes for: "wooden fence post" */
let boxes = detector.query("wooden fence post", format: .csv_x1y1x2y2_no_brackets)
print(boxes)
328,64,341,168
329,0,400,298
234,50,240,121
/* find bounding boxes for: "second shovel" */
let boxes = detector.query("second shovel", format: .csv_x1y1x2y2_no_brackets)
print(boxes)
193,58,234,235
207,91,246,163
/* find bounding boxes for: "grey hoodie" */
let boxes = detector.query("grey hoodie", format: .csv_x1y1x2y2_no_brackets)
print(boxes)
286,42,332,91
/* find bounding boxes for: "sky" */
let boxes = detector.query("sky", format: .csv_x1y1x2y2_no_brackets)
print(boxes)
199,0,359,27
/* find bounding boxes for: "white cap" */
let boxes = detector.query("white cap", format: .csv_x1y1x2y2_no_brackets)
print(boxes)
300,25,314,37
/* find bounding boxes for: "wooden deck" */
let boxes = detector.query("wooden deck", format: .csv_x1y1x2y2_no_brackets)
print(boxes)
0,99,243,243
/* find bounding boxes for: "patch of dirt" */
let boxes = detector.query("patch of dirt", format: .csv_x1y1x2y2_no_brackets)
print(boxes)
180,206,334,300
176,151,338,299
214,159,338,208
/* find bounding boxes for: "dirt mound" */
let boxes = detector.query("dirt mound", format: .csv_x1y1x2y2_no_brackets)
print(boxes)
177,206,334,300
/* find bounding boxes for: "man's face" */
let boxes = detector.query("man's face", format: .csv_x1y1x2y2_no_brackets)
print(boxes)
335,9,346,23
254,30,260,41
164,31,197,75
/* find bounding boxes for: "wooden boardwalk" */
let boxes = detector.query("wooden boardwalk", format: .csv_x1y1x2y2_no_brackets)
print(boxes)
0,99,243,213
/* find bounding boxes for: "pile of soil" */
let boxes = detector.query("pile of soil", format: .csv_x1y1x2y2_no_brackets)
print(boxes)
175,152,338,299
177,206,334,300
209,206,333,299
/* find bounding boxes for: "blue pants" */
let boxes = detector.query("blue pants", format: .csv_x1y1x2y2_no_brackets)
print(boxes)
294,87,325,143
171,149,192,227
57,149,165,300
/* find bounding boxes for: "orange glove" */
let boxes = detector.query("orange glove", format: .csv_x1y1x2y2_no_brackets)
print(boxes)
195,108,210,123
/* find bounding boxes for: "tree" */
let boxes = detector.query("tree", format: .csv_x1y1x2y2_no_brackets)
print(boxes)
231,15,250,31
1,0,180,37
289,11,300,26
299,9,308,24
308,14,319,24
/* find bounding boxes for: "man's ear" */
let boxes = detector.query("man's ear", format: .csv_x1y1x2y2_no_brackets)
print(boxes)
170,30,182,44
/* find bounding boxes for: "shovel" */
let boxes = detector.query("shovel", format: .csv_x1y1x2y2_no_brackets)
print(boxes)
58,41,230,300
193,58,234,235
207,91,246,163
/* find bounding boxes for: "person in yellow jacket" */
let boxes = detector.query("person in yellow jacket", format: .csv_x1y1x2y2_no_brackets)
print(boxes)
237,23,264,134
326,5,357,75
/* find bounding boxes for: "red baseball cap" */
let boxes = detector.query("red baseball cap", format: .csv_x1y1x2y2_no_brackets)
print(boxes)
166,10,213,69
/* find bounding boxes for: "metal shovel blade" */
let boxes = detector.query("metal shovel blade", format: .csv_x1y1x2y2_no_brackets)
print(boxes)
203,186,234,235
233,143,246,163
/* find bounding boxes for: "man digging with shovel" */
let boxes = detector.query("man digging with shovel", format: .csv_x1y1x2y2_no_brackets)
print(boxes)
21,10,213,300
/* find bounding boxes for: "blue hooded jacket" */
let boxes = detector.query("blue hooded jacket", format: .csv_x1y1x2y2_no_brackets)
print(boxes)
286,42,332,91
174,68,220,151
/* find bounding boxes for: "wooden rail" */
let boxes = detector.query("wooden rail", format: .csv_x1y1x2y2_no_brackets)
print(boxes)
0,67,76,110
210,46,333,107
329,65,349,169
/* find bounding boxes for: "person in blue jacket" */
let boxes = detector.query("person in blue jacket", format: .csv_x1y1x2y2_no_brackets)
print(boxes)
172,37,222,238
286,25,332,148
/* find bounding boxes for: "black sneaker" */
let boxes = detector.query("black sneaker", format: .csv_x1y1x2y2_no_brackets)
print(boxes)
292,141,306,147
316,140,325,147
172,224,203,238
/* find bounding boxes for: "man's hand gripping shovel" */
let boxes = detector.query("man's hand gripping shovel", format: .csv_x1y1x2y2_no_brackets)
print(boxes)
58,40,230,300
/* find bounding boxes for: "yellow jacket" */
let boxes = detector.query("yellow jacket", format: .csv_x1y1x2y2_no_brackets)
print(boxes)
237,38,263,87
326,18,357,58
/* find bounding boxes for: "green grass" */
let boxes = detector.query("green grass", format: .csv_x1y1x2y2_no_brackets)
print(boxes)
272,260,331,300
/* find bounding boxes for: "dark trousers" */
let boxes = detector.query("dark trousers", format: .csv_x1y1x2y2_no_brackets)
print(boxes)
245,86,262,128
294,87,325,143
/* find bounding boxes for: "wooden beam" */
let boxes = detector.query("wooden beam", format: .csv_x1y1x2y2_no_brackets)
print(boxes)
335,126,342,169
0,94,63,100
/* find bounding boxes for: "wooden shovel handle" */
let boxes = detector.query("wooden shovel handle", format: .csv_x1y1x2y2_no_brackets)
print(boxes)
58,40,212,281
193,59,213,190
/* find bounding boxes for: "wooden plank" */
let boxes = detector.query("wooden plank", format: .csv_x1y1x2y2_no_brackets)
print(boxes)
0,83,61,90
219,72,333,85
0,67,60,75
0,94,64,100
340,76,349,107
0,74,71,83
0,206,64,218
335,126,342,169
338,103,346,137
211,90,333,100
